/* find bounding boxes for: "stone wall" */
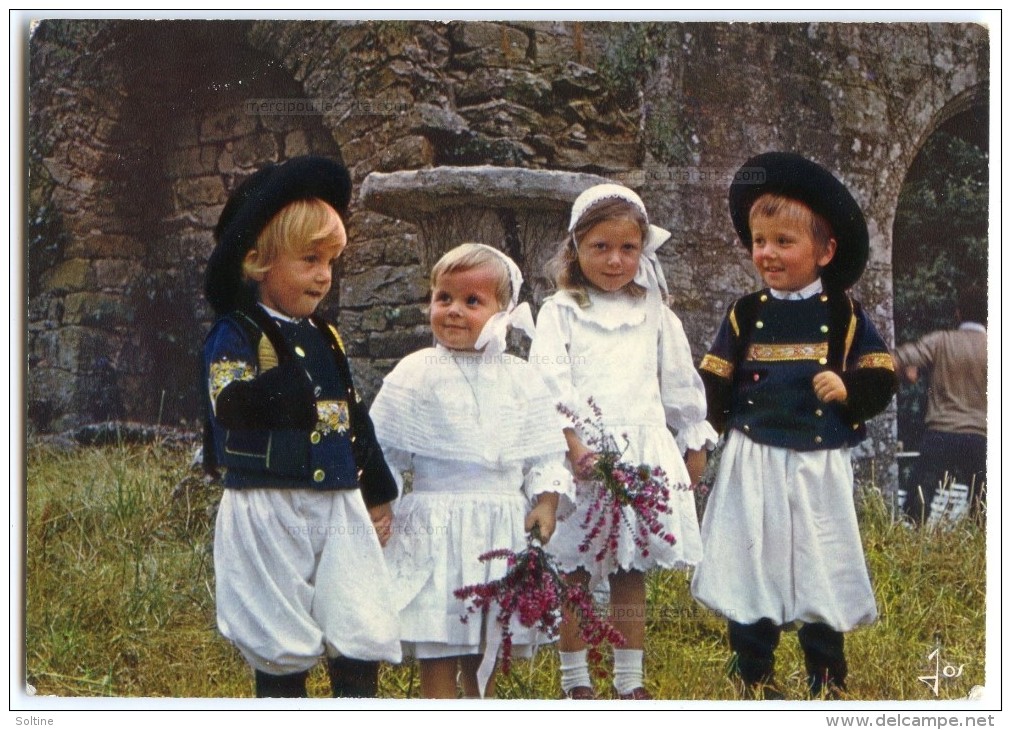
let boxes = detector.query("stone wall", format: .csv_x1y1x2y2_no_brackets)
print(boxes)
27,19,989,487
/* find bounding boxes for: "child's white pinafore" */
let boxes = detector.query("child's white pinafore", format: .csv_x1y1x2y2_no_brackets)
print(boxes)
529,288,717,589
369,346,573,658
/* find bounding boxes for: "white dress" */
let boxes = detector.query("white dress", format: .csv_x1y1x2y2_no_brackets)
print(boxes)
369,345,574,658
529,288,717,588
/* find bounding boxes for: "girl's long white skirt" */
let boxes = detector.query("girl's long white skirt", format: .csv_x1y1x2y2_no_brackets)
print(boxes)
690,430,877,632
214,488,402,675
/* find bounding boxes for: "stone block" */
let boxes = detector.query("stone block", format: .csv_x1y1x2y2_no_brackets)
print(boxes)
553,139,640,172
42,258,91,292
459,99,544,140
367,328,433,359
341,265,428,308
65,233,145,259
230,132,280,169
62,291,128,327
355,306,386,333
284,129,310,158
551,61,601,97
43,326,110,372
384,304,429,327
374,135,435,173
200,107,259,143
406,103,469,136
175,175,227,207
166,145,220,178
457,68,552,109
93,258,142,290
449,22,531,69
26,366,76,432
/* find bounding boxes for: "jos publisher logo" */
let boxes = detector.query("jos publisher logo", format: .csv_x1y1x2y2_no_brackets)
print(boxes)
917,646,964,696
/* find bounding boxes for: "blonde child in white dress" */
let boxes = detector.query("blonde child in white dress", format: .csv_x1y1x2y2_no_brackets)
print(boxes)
529,184,717,699
370,243,573,699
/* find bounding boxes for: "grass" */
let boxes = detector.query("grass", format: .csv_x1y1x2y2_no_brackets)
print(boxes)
23,441,987,700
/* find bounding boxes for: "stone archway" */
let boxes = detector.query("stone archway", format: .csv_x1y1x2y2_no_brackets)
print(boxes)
28,20,343,430
889,97,988,477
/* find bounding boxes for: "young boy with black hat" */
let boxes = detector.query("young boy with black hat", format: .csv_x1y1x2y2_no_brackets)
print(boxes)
690,152,897,699
202,155,401,698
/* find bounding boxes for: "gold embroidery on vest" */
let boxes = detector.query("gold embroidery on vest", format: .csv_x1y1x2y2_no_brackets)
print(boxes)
857,353,895,371
209,360,255,407
700,354,734,378
746,342,829,362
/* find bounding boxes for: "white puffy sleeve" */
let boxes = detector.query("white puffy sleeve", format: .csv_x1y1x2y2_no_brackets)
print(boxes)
379,444,412,498
658,306,718,453
528,296,579,429
522,452,575,516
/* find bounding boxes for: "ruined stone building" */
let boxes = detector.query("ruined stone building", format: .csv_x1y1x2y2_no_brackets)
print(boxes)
27,20,989,485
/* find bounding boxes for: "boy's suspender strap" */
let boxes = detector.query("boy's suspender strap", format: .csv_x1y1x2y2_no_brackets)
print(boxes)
826,292,856,371
233,307,293,364
730,292,761,368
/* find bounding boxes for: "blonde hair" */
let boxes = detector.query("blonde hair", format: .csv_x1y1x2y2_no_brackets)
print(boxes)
430,243,512,310
748,193,835,250
242,198,345,279
548,197,648,306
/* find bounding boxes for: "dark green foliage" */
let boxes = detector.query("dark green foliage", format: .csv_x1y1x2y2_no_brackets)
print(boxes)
892,122,988,449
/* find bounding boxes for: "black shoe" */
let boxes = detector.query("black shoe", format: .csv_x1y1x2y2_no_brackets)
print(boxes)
255,669,309,698
327,656,379,698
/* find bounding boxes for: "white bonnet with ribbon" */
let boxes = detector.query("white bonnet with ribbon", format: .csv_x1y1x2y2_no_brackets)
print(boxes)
568,183,672,296
461,244,535,355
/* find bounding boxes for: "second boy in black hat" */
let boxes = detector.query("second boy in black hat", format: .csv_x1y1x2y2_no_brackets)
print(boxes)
690,152,897,699
202,156,401,698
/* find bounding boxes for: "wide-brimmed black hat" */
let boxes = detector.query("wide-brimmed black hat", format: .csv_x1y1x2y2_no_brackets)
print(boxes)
728,152,869,291
205,155,352,315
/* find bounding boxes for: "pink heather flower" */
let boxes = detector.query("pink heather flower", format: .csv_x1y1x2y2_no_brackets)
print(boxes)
453,533,625,678
557,397,685,564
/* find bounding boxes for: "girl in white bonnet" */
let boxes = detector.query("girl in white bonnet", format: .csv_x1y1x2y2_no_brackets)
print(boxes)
370,243,573,698
530,184,716,699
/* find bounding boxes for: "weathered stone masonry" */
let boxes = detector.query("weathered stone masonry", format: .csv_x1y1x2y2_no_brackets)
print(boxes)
27,20,988,486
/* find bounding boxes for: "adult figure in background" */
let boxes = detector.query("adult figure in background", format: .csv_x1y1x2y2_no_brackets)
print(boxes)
894,288,987,524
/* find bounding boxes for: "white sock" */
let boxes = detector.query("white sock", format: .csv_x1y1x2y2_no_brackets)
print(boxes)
559,649,592,692
613,648,644,694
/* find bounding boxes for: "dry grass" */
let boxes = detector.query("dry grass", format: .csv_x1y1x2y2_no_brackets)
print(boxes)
24,441,987,700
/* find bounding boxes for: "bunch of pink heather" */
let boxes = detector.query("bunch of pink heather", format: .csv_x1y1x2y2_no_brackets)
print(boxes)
558,397,678,562
453,531,625,675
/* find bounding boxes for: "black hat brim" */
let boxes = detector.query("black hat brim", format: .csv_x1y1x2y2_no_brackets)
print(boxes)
728,152,869,291
205,156,352,315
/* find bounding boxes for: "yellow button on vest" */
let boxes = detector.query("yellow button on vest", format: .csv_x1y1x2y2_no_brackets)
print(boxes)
820,325,829,333
815,436,823,444
815,409,823,417
310,431,321,445
755,321,764,329
818,357,828,365
313,469,325,482
820,294,829,303
743,424,751,432
760,294,768,302
295,346,306,357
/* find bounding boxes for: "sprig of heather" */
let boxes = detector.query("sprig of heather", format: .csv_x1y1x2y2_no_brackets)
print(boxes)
453,530,624,675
